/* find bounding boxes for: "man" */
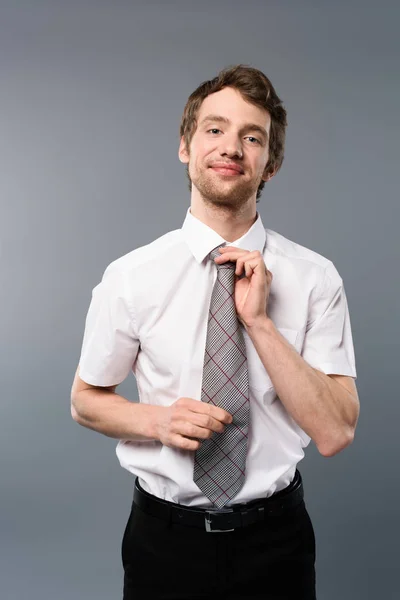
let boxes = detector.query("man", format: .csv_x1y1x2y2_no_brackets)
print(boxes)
71,64,359,599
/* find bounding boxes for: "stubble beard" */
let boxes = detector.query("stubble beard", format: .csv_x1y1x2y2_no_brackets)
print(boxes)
189,163,262,212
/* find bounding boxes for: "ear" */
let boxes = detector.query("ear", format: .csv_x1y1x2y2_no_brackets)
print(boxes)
261,163,276,183
178,136,190,164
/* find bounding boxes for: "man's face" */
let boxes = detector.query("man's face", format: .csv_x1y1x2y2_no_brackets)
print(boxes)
179,86,273,210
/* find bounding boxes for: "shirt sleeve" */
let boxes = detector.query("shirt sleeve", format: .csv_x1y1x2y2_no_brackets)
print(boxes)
301,261,357,379
78,262,140,387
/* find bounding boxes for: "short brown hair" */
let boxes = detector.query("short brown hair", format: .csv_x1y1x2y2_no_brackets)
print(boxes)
179,64,288,201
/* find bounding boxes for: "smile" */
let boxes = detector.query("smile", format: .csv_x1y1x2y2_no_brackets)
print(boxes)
210,167,243,176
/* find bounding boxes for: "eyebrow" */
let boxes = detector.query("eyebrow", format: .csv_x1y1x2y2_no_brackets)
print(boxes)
199,114,269,143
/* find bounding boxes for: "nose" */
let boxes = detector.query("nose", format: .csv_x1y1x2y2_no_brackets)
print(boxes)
218,133,243,159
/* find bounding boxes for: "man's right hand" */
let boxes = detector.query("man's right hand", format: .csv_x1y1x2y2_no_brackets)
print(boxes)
154,397,233,451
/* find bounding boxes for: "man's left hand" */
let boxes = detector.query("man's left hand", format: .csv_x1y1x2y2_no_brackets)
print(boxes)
214,247,272,329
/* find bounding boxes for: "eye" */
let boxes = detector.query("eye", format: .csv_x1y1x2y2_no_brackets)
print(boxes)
246,136,261,144
207,128,221,134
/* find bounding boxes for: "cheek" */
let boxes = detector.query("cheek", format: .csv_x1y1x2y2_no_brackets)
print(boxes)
261,151,270,169
252,158,266,178
192,149,213,170
192,138,217,158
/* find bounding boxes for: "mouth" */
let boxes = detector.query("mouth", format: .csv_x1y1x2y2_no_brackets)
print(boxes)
209,165,244,176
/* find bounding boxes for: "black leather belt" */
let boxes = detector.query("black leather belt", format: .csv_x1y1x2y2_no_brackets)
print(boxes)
133,469,304,533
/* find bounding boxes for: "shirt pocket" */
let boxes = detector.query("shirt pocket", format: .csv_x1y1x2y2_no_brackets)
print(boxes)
243,327,299,393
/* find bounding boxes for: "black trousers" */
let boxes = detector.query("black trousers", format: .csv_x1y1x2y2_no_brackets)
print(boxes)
121,475,316,599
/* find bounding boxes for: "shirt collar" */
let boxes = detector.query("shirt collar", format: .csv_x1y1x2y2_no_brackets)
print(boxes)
181,206,267,264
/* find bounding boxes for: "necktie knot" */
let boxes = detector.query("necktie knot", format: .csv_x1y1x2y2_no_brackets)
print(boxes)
209,244,235,270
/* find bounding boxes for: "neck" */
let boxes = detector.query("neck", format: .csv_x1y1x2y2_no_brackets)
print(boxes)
190,198,257,243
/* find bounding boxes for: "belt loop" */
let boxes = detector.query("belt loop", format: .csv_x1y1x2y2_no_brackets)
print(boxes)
240,508,250,528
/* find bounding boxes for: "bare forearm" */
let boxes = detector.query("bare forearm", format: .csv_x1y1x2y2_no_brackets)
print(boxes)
71,389,160,442
245,316,356,455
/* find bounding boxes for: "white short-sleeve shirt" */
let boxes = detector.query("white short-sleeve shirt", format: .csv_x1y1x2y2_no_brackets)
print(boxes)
78,207,357,507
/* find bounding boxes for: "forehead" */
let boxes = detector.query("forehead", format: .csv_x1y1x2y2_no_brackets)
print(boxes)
197,86,271,129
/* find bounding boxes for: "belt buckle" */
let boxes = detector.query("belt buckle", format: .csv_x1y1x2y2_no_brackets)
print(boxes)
204,508,235,533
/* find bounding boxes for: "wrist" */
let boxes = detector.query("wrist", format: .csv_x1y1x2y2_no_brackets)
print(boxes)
243,315,274,335
145,404,164,441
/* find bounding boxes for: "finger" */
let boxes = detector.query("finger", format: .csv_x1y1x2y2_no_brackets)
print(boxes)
189,412,226,434
246,258,260,278
236,255,265,277
190,401,233,424
218,246,248,254
233,257,243,275
215,250,260,265
170,433,201,451
234,256,250,275
176,421,217,440
243,261,251,278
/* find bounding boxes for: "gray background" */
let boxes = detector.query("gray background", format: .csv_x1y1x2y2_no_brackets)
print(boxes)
1,0,399,598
